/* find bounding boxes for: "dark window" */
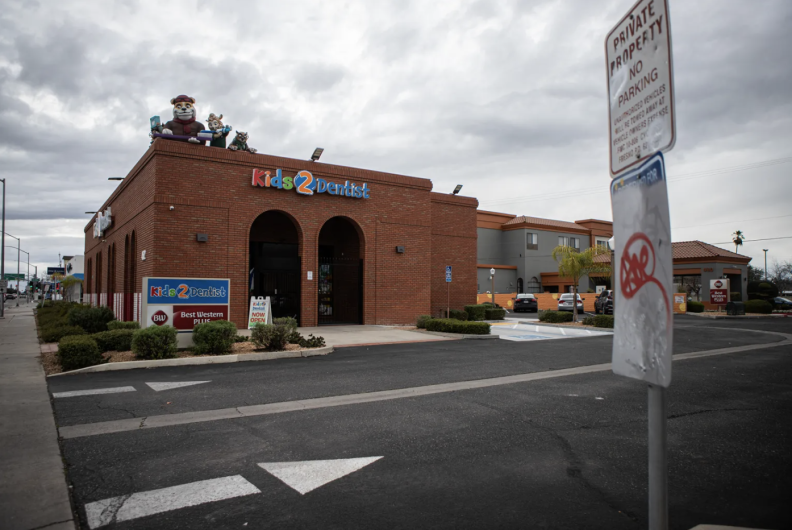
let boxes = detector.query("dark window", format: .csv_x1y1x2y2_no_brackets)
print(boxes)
526,232,538,250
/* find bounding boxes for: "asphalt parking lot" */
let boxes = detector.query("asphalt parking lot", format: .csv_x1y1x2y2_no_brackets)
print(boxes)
49,316,792,529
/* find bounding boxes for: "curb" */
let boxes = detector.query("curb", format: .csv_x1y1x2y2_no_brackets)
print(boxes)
503,319,615,333
414,330,501,340
683,313,791,319
46,346,334,376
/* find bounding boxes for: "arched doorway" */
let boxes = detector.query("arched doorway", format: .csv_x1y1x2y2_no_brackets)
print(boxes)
318,216,363,325
249,211,302,322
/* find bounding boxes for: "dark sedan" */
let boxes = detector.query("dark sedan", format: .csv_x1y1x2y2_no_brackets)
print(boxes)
594,290,614,315
513,294,538,312
774,297,792,310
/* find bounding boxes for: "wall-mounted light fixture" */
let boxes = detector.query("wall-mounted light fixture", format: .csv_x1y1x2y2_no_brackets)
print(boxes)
452,184,463,195
108,178,124,181
396,246,405,253
311,147,324,161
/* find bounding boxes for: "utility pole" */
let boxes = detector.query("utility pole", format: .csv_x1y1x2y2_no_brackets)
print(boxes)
763,249,769,281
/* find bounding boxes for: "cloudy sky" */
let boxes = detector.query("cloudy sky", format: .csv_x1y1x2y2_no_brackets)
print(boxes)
1,0,790,281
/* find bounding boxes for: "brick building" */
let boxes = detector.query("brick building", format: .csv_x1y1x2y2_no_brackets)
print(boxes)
83,140,479,328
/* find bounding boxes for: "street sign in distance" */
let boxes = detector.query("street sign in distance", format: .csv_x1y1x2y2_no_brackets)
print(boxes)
606,0,675,176
610,151,673,387
5,273,24,280
445,266,452,283
47,267,65,275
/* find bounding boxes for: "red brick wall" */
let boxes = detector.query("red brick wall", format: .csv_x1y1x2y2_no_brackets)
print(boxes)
83,140,478,327
430,193,479,317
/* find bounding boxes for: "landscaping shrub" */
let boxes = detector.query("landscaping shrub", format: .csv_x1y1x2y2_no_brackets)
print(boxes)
581,315,614,328
484,307,506,320
416,315,432,329
273,317,298,331
425,318,490,335
747,281,778,301
298,334,327,348
92,329,135,353
442,309,468,320
251,323,290,351
744,299,773,314
480,301,502,308
58,335,103,371
729,292,742,302
687,301,705,313
68,305,115,334
464,304,488,321
538,310,574,323
107,320,141,331
131,326,178,360
234,334,249,342
192,320,237,355
40,325,86,343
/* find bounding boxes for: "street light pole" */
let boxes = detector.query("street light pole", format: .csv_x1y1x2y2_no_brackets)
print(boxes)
490,268,496,307
763,249,769,281
3,232,21,307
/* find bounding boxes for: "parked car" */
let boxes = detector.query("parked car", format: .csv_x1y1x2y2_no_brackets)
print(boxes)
774,297,792,310
513,293,538,313
594,290,614,314
4,292,17,300
557,293,584,313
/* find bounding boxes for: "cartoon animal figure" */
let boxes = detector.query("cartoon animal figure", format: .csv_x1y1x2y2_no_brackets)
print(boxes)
206,113,232,149
161,95,205,143
228,131,257,153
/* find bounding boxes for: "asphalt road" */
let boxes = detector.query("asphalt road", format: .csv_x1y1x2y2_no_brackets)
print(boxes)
49,316,792,529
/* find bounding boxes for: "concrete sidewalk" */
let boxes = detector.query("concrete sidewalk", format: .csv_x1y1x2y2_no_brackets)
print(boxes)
0,303,75,530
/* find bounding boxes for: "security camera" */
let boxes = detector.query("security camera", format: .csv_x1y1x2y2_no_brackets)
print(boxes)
169,206,175,211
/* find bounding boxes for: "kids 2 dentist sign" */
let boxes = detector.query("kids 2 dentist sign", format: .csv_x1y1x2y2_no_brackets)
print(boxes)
252,169,370,199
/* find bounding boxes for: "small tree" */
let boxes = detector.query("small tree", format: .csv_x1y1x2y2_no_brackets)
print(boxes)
551,245,609,322
747,265,764,283
61,276,83,303
732,230,745,254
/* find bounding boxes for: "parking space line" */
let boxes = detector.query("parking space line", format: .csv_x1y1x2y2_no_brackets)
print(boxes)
53,386,136,398
84,475,260,529
58,331,792,440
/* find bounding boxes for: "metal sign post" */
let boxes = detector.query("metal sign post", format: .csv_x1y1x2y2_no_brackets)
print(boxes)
611,152,673,530
445,266,452,318
490,268,495,307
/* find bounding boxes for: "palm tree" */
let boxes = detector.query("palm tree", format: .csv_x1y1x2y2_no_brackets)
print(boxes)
551,245,610,322
732,230,745,254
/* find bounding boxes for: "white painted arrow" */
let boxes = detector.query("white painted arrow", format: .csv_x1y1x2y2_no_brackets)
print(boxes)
258,457,383,494
145,381,211,392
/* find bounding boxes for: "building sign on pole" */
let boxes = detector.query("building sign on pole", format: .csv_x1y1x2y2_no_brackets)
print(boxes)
445,266,452,283
47,267,65,276
606,0,675,176
709,279,729,305
142,277,230,345
610,152,673,387
248,296,273,328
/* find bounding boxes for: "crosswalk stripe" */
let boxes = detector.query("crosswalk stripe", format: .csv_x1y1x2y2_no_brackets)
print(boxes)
53,386,136,398
84,475,260,529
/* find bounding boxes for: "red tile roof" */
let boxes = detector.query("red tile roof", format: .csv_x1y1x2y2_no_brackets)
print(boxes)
593,241,751,263
672,241,749,261
503,216,584,231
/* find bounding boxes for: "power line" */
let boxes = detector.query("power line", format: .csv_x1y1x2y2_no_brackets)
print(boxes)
673,213,792,231
479,155,792,209
711,236,792,244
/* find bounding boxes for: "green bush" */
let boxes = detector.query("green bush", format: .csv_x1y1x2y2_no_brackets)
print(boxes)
251,323,290,351
191,320,237,355
40,325,86,343
68,305,115,334
687,301,705,313
107,320,140,331
747,281,778,301
729,292,742,302
58,335,103,371
484,308,506,320
464,304,488,321
92,329,135,353
538,310,574,323
273,317,298,331
441,309,468,321
425,318,491,335
234,334,249,342
416,315,432,329
744,299,773,314
582,315,614,328
298,334,326,348
131,326,177,360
